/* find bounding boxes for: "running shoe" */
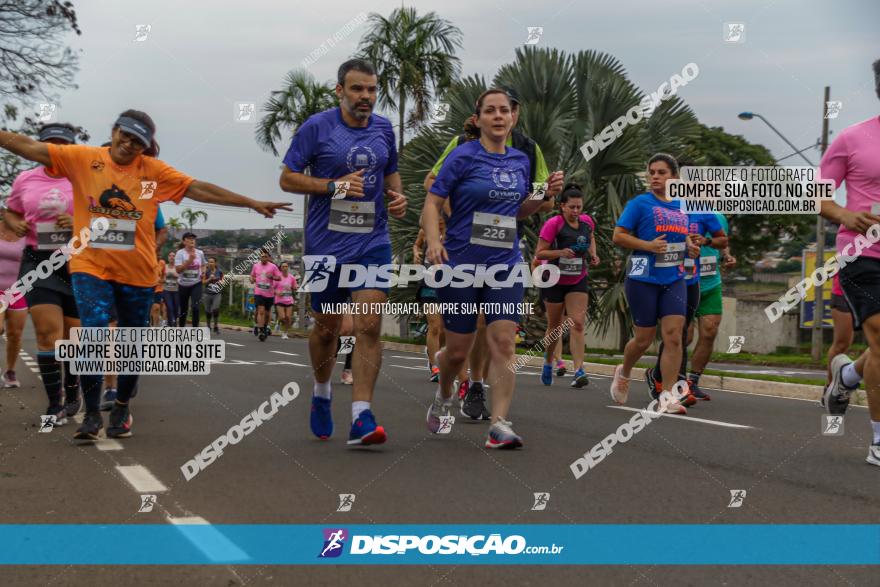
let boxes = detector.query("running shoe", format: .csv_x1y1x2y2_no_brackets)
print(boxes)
281,333,289,340
479,402,491,421
426,393,453,433
541,364,553,386
485,419,523,449
644,367,661,401
100,388,118,411
107,402,133,438
347,409,386,446
688,379,711,401
657,390,687,415
310,396,333,439
429,366,440,382
258,330,268,342
341,369,353,385
824,354,858,415
64,392,81,418
679,389,698,407
44,405,67,428
867,443,880,467
213,326,220,335
253,326,259,336
555,360,567,377
461,381,488,420
570,368,589,388
610,365,630,405
2,370,20,388
74,411,103,441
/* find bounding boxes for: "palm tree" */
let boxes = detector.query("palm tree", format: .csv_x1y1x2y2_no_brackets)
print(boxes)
166,217,185,240
391,47,701,349
255,70,337,156
357,7,462,150
180,208,208,231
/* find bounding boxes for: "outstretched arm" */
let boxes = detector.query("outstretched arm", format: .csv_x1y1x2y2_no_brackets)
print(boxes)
0,131,51,167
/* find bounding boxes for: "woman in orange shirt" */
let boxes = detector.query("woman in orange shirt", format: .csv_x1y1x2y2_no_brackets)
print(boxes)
0,109,291,441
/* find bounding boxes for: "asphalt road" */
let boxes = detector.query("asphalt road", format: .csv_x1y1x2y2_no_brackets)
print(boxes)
1,325,878,586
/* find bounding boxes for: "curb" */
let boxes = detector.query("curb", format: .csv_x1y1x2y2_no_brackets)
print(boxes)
379,341,869,407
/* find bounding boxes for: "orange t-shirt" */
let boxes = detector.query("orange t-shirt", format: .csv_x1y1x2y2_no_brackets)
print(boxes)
155,259,166,292
46,144,193,287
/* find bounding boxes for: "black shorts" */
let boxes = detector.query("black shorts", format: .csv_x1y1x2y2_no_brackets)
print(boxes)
275,302,293,307
831,293,851,313
25,286,79,318
153,292,164,305
542,275,589,304
839,256,880,330
254,294,274,309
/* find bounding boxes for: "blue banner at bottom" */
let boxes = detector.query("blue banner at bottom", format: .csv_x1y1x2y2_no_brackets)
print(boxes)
1,525,879,565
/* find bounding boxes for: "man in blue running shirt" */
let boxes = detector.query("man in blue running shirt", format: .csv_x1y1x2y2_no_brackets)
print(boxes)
280,59,407,447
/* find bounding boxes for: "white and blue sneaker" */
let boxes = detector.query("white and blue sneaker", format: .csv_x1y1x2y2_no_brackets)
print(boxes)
484,418,523,449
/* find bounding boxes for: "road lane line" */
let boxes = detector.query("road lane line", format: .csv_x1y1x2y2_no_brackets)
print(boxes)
270,351,300,356
607,406,754,429
391,355,426,360
167,516,250,562
225,342,244,347
95,439,124,451
116,465,168,493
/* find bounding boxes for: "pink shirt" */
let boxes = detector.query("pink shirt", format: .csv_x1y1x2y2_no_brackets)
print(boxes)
821,117,880,259
251,262,281,297
538,213,596,285
6,166,74,248
274,274,298,304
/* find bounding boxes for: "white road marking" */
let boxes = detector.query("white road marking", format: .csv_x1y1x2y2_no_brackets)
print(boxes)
225,342,244,347
390,364,428,371
116,465,168,493
270,351,300,356
607,406,754,429
391,355,426,360
167,516,249,562
96,439,124,451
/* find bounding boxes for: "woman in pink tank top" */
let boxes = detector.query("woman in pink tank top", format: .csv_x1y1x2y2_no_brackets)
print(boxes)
0,208,27,387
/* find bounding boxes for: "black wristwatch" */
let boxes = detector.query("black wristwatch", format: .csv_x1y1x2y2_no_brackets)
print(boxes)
326,181,336,196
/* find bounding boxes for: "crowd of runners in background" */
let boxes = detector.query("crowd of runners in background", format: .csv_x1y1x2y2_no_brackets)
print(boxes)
0,57,876,468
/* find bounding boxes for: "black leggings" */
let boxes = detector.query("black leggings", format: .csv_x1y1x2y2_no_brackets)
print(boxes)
655,282,701,380
178,282,203,327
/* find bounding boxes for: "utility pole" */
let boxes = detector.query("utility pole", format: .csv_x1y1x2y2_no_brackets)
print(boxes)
274,224,285,258
812,86,831,361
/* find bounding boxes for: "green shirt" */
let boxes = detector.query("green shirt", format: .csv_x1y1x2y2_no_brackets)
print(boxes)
699,213,728,291
430,135,549,185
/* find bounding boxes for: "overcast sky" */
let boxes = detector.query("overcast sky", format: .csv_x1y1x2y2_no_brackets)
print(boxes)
43,0,880,229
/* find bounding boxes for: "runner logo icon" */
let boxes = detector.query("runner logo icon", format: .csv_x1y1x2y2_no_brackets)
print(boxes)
531,492,549,511
38,415,56,433
300,256,336,293
727,489,746,508
337,494,356,512
822,415,844,436
319,528,348,558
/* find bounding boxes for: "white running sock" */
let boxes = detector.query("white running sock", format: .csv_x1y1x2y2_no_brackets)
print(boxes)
841,363,862,388
313,381,331,399
352,401,370,422
872,421,880,445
